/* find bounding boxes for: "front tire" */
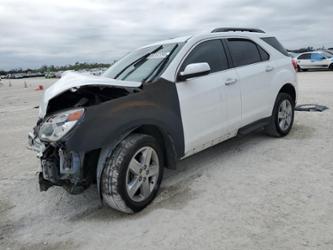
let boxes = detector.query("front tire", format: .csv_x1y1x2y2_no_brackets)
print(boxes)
101,134,164,213
329,64,333,71
265,93,295,137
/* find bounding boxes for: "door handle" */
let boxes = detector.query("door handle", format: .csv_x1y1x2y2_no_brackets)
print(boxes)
225,78,237,86
265,65,274,72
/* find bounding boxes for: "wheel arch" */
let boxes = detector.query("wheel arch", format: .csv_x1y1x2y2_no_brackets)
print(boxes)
329,63,333,70
132,124,178,170
278,83,296,103
95,123,178,202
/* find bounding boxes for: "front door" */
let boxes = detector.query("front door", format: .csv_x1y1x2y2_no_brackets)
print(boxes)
176,39,241,156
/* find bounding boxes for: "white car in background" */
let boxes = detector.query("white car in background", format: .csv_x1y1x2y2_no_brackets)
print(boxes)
296,51,333,71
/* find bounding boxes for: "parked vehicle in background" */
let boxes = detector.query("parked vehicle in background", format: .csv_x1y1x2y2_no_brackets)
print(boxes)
296,51,333,71
28,27,297,213
13,73,25,79
54,71,64,78
45,72,56,78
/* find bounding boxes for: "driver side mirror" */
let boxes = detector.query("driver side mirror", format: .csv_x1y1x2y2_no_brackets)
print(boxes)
178,62,211,81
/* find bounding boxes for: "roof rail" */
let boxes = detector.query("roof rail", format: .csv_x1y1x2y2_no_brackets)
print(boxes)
211,27,265,33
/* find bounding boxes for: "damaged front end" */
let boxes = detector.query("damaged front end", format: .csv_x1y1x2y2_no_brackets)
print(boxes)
28,108,92,193
28,71,141,194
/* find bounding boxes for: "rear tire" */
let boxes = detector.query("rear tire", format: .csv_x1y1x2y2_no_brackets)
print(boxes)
297,65,302,72
265,93,295,137
101,134,164,213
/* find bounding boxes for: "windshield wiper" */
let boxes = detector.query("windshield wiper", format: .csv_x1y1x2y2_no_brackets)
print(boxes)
142,44,179,83
114,45,163,80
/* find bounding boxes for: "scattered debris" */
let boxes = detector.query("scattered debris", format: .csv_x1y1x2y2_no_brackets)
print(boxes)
295,104,329,112
35,85,44,91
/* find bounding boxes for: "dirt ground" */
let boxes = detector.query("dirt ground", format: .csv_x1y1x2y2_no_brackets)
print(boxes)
0,72,333,250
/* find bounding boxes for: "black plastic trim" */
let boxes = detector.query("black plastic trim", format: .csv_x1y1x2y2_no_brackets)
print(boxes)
62,77,185,160
212,27,265,33
237,117,271,136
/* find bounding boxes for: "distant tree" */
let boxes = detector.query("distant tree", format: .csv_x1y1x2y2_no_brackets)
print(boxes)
2,61,112,74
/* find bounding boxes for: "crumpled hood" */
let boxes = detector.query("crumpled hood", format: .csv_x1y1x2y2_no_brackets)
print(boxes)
39,71,142,118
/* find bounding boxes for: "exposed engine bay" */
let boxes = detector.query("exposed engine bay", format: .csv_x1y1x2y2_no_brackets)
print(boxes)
46,86,133,115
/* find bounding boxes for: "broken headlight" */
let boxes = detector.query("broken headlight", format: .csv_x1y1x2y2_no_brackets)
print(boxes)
39,108,84,142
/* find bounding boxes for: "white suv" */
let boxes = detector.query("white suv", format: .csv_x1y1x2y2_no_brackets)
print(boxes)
28,27,298,213
296,51,333,71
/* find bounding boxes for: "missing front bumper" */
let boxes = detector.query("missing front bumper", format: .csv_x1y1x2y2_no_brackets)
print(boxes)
28,131,92,194
27,132,45,158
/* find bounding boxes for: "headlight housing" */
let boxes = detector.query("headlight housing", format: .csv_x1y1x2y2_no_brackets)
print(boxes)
39,108,84,142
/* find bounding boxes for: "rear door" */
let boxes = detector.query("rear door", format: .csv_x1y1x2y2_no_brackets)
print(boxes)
225,38,273,126
176,39,241,156
297,53,311,69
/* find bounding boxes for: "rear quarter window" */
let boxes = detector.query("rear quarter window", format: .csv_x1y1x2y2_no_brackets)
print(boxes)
258,46,270,61
261,37,289,56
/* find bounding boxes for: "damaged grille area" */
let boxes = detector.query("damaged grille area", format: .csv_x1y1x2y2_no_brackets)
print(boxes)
46,86,131,115
38,144,99,194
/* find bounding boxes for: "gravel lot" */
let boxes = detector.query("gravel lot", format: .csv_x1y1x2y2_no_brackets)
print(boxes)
1,72,333,250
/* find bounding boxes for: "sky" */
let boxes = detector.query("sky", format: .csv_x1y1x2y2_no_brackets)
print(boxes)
0,0,333,70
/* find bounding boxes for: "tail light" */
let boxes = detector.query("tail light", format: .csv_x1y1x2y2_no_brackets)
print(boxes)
291,58,298,71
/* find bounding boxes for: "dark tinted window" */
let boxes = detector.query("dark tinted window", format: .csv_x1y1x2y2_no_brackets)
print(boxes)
261,37,289,56
227,39,261,67
298,53,311,60
258,45,270,61
180,40,228,73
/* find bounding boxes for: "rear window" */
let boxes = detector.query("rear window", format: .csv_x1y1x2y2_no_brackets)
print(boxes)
261,37,289,56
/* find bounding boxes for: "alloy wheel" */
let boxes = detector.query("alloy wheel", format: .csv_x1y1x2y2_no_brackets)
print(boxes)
125,146,160,202
278,99,293,131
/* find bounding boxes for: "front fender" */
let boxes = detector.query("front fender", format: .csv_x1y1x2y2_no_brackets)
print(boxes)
60,78,185,200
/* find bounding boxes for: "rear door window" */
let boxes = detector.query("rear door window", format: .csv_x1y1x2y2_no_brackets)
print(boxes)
298,53,311,60
227,39,262,67
180,40,229,73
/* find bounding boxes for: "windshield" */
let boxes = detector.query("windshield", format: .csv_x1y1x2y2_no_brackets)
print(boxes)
103,42,183,82
321,51,333,58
